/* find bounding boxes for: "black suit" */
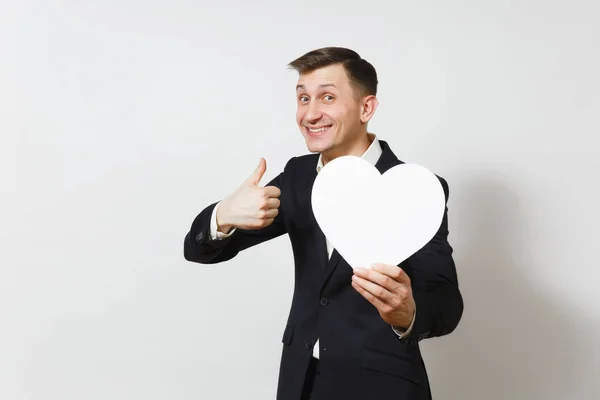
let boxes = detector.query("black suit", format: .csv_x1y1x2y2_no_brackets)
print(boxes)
184,140,463,400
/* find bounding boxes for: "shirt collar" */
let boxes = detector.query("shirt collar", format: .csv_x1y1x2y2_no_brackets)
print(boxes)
316,133,382,173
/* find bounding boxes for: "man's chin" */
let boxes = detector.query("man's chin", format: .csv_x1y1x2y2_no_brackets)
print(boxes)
306,143,329,154
305,138,330,154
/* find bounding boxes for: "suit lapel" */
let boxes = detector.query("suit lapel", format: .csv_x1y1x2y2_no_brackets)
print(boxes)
304,162,329,271
318,249,341,292
312,220,329,271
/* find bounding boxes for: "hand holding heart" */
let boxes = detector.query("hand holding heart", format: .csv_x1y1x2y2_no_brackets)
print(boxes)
352,263,416,329
311,156,446,328
217,158,281,233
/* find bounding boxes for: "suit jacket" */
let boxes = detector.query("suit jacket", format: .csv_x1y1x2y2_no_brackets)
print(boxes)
183,140,463,400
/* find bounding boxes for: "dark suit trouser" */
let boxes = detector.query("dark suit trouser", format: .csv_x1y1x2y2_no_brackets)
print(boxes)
300,358,321,400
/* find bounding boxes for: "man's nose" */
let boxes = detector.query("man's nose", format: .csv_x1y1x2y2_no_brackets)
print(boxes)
305,100,322,123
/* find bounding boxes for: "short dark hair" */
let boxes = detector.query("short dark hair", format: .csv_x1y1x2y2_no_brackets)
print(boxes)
288,47,378,97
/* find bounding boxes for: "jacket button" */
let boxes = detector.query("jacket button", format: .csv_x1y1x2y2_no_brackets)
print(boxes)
320,297,329,306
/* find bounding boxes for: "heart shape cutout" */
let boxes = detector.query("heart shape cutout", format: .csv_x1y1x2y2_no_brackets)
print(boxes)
311,156,446,269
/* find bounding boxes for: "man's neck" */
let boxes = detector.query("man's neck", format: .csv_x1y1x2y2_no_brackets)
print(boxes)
321,133,374,166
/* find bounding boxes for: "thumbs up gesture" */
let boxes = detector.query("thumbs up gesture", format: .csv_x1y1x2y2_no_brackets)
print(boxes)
216,158,282,233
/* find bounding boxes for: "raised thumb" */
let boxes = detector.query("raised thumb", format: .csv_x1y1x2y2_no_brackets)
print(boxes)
246,158,266,186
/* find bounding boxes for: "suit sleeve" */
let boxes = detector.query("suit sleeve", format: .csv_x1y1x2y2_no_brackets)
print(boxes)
403,176,464,345
183,170,288,265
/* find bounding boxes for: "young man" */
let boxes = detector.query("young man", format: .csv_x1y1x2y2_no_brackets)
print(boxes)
184,47,463,400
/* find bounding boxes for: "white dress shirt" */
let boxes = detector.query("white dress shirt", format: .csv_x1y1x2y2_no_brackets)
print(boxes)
209,134,415,359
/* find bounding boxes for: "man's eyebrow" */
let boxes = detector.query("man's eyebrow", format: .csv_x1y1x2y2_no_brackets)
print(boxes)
296,83,338,91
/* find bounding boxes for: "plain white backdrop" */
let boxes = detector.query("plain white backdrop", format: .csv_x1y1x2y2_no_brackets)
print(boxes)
3,0,600,399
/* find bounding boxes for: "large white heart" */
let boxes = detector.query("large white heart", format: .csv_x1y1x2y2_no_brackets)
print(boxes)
311,156,446,269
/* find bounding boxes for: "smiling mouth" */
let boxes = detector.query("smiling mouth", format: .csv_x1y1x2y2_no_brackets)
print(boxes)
305,125,332,137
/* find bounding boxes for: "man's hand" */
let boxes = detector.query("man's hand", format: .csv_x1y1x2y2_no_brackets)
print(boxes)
351,263,416,329
217,158,281,232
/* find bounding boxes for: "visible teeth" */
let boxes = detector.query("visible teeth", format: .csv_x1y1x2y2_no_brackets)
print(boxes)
308,126,329,133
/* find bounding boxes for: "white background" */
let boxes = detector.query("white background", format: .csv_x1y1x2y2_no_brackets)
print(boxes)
3,0,599,399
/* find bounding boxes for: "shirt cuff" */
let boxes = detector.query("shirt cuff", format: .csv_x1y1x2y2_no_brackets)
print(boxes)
210,202,236,240
391,308,416,339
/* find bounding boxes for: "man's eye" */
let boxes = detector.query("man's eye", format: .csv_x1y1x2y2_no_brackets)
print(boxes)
299,96,309,102
324,95,334,101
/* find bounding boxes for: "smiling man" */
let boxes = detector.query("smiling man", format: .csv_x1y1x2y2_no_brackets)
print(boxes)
184,47,463,400
296,65,376,164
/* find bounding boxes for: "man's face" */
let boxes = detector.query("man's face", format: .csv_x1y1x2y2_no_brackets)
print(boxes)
295,64,369,160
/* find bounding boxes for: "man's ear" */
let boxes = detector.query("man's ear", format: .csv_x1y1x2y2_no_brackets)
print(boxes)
360,95,379,123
